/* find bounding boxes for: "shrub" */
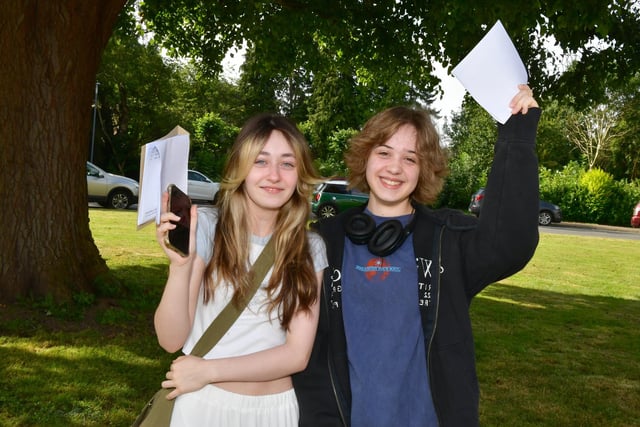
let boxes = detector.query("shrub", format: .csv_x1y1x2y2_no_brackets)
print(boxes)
579,168,616,224
539,162,583,220
540,163,640,226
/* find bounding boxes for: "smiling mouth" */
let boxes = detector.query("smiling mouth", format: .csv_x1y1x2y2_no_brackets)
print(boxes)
381,178,402,187
261,186,283,193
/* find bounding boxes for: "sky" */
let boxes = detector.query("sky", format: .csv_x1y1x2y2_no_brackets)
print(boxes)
430,62,467,129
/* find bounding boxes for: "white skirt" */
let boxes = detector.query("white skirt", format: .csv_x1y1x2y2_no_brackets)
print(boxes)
170,385,298,427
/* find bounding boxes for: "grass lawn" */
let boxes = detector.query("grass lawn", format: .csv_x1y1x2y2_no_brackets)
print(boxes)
473,232,640,426
1,209,639,426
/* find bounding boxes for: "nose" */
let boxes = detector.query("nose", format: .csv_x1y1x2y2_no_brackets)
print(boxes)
267,163,281,181
386,154,402,174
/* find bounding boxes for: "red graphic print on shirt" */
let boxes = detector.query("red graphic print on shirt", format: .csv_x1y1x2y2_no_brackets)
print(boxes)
365,257,390,281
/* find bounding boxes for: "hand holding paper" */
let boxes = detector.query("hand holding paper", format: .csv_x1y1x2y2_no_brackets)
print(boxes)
137,126,190,229
451,20,528,124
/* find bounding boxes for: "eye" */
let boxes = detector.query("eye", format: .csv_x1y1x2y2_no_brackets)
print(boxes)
281,161,296,170
254,158,268,166
405,156,417,164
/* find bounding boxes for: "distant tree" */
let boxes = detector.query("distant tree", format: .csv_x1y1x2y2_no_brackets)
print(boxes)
275,67,313,123
536,100,581,170
317,128,359,177
97,10,247,178
96,7,183,177
607,73,640,180
566,104,627,170
191,112,239,179
439,99,496,208
304,71,364,158
237,47,283,118
304,65,433,155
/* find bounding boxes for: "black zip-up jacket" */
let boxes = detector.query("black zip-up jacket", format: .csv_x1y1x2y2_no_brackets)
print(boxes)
293,109,541,427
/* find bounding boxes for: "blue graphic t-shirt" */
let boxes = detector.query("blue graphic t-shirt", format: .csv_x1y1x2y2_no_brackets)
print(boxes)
342,212,437,427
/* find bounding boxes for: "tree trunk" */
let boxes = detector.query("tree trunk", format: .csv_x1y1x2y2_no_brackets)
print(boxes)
0,0,127,302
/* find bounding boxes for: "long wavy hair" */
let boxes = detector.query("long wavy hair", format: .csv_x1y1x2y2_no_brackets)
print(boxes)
345,106,449,205
203,113,321,330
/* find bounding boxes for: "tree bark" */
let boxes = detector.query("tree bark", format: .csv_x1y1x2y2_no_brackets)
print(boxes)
0,0,127,302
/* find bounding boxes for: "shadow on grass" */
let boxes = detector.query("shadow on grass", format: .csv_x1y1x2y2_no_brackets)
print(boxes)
0,263,178,426
472,283,640,427
0,339,175,426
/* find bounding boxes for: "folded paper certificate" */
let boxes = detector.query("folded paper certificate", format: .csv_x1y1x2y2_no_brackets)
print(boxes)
451,20,528,124
137,126,190,228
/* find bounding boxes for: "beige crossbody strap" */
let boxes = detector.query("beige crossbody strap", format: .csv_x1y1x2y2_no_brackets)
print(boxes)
190,237,276,357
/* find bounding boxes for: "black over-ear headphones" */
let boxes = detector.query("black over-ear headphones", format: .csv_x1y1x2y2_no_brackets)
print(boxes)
345,211,417,257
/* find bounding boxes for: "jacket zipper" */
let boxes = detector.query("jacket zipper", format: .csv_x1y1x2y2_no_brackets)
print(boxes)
328,353,347,426
426,225,445,426
324,273,348,426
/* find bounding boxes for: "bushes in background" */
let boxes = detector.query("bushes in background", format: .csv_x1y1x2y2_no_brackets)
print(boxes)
540,162,640,226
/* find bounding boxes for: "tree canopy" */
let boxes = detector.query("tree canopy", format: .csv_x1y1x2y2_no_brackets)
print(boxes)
140,0,640,108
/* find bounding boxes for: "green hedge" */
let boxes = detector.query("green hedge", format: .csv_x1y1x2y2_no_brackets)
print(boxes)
539,162,640,226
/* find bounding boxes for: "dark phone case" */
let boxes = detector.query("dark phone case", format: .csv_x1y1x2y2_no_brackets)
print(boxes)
166,184,191,257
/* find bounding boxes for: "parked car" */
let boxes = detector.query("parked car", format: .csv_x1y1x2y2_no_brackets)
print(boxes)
87,161,139,209
311,179,369,218
468,188,562,226
631,201,640,228
188,170,220,203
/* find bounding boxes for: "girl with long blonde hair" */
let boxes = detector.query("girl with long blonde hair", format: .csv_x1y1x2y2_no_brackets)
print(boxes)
154,113,327,426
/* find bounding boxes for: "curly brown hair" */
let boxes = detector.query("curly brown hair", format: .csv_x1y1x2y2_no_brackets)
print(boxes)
345,106,449,205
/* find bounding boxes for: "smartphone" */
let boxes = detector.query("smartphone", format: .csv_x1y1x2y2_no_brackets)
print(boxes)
165,184,191,257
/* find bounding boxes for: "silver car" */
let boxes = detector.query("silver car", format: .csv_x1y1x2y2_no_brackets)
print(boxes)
188,170,220,203
87,161,139,209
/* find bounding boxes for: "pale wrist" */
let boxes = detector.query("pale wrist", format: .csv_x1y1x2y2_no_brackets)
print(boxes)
168,262,192,278
205,358,219,384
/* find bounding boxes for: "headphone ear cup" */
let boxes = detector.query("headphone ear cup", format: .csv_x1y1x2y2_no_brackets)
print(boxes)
368,220,404,257
345,213,377,244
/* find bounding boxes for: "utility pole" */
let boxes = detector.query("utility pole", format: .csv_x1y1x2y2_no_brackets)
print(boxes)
90,81,100,163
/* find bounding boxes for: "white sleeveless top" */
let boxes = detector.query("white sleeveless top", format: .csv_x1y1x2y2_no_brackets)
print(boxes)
181,206,327,359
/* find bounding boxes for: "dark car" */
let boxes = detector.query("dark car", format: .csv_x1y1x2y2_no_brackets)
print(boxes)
311,179,369,218
468,188,562,226
631,201,640,228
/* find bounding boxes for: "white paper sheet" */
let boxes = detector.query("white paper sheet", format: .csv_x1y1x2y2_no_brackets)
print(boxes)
137,126,190,228
451,20,528,124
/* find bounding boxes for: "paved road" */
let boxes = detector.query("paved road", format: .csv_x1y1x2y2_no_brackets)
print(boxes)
540,222,640,241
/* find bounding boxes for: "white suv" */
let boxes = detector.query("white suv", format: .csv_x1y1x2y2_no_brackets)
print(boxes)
87,161,139,209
